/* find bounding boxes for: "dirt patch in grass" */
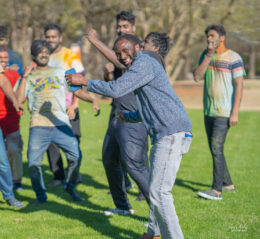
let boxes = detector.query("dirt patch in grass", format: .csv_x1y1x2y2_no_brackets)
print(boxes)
173,79,260,111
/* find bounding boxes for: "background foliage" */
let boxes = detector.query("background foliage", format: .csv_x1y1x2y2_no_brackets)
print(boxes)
0,0,259,81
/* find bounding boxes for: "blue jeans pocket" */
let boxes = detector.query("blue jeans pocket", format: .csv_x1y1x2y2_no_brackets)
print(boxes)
181,133,192,154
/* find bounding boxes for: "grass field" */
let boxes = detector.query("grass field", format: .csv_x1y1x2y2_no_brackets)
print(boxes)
0,102,259,239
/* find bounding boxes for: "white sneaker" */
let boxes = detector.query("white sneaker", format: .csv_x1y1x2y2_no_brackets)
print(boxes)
104,208,134,216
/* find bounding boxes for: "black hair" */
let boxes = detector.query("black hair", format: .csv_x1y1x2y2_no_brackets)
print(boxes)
0,45,8,52
205,24,226,36
116,11,135,26
0,26,8,39
44,23,62,35
31,40,51,58
113,34,140,50
145,32,170,58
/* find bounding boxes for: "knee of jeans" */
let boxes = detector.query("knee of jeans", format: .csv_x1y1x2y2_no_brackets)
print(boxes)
149,185,161,202
211,138,224,156
29,165,40,176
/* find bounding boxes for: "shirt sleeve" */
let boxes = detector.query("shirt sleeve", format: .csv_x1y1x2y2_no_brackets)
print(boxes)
87,55,154,98
197,50,207,66
231,54,246,80
123,110,142,123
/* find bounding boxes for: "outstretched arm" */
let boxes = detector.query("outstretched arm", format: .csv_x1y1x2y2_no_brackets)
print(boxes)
86,29,126,69
73,87,100,112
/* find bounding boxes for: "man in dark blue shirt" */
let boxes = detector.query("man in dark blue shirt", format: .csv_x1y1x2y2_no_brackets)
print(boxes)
85,11,150,216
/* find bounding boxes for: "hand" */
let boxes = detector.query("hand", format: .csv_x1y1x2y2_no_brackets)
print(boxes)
92,100,100,112
65,73,87,86
104,63,115,74
206,41,217,56
13,101,25,114
229,113,238,126
23,63,36,77
85,29,98,41
8,64,19,71
115,112,126,123
66,104,77,120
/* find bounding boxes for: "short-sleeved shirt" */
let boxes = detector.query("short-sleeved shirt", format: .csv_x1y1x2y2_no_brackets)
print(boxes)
48,47,85,107
198,49,246,117
0,69,21,135
24,67,70,128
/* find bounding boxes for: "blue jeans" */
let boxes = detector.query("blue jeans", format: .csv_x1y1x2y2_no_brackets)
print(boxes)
28,125,80,201
204,116,232,191
0,128,14,200
148,132,192,239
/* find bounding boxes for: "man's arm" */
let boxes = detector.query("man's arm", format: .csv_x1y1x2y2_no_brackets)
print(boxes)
229,77,243,126
0,73,23,112
67,95,80,120
104,62,115,81
116,111,142,123
67,58,154,98
15,64,34,104
73,87,100,112
86,29,126,69
193,42,216,82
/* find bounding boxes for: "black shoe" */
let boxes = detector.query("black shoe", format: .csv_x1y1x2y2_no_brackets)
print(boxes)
13,183,23,191
65,188,82,201
48,179,63,187
6,198,24,208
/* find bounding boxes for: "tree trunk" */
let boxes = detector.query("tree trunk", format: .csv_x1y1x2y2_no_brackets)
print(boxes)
248,44,256,79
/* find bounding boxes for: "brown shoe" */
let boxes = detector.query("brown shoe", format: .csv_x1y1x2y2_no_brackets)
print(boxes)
140,233,160,239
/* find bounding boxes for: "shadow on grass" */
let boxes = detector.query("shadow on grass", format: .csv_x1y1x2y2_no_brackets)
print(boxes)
8,195,141,239
175,178,211,192
12,163,147,238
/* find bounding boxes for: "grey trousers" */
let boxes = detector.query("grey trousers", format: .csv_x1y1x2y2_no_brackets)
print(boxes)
148,131,192,239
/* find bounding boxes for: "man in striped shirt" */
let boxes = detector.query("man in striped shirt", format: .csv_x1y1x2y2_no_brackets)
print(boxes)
194,24,246,200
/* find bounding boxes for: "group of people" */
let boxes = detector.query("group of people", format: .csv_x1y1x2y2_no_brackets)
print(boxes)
0,10,245,239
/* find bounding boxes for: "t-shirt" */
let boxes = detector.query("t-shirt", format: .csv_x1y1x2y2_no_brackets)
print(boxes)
198,49,246,117
48,47,85,107
8,49,23,76
0,69,21,135
24,67,70,128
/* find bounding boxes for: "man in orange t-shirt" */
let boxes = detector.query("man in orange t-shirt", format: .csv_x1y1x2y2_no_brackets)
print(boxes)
0,46,23,191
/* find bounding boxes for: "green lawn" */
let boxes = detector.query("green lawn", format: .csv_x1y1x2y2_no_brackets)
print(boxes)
0,102,259,239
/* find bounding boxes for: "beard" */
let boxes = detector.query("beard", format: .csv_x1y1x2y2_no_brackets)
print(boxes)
34,57,49,67
50,41,60,53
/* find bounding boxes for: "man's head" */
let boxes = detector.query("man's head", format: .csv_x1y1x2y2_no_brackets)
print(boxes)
143,32,170,58
44,24,63,53
116,11,136,36
205,24,226,48
114,34,140,68
31,40,51,67
0,26,9,46
0,46,9,70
